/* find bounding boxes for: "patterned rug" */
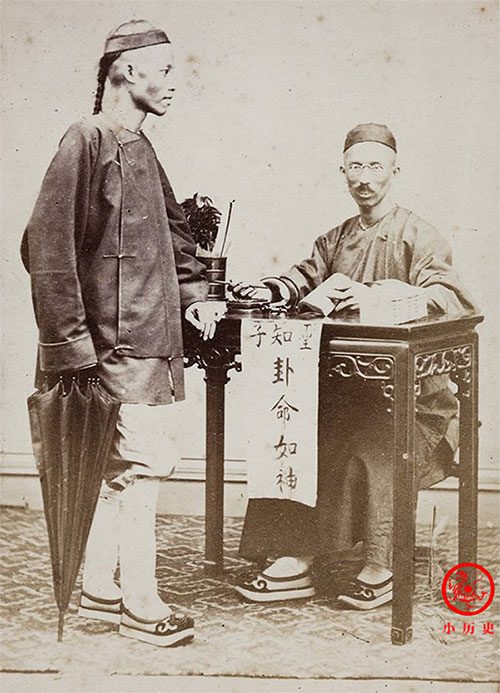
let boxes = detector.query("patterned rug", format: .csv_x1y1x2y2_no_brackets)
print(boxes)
0,508,498,682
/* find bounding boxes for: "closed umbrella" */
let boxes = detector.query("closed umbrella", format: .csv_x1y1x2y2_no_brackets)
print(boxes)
27,373,120,641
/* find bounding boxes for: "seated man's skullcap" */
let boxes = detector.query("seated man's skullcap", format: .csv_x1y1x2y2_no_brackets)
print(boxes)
344,123,397,153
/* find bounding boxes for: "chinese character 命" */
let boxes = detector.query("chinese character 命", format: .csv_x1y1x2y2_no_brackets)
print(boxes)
271,394,299,422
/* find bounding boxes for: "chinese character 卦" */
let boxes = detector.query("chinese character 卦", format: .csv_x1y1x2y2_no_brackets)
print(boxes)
273,356,294,386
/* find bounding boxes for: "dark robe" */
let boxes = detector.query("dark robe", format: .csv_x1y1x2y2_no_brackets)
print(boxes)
240,206,478,566
21,113,208,404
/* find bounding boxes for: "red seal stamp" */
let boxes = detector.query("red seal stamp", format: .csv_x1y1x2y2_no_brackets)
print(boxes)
441,562,495,616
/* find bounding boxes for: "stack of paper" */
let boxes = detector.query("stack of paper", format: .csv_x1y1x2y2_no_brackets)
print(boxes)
298,274,428,325
359,280,428,325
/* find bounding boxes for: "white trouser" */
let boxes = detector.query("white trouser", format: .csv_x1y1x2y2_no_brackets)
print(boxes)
83,477,164,614
111,403,181,482
83,402,180,617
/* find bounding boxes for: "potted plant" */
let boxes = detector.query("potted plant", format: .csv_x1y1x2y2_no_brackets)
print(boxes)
181,193,234,300
181,194,222,257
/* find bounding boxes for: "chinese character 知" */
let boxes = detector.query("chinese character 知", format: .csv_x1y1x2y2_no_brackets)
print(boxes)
271,322,293,346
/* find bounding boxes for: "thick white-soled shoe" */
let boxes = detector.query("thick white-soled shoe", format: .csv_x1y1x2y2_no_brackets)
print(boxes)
337,576,393,610
234,570,316,603
78,591,122,624
119,605,195,647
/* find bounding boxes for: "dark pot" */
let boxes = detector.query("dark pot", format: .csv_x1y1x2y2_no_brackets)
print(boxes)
198,256,227,301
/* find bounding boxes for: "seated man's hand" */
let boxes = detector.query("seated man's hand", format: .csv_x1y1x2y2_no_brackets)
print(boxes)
231,282,273,302
185,301,225,341
329,281,371,313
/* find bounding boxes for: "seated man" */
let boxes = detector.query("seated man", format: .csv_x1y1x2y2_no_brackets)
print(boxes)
232,123,477,609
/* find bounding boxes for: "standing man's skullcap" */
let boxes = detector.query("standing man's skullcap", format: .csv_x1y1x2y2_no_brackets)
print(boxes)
104,21,170,55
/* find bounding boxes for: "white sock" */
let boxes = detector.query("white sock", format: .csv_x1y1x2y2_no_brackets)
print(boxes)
357,565,393,585
82,482,121,600
118,477,172,620
263,556,312,578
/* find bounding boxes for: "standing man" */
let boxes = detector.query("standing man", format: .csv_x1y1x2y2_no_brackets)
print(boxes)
21,20,221,646
233,123,477,609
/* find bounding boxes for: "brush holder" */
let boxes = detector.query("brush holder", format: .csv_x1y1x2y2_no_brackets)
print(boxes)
198,256,227,301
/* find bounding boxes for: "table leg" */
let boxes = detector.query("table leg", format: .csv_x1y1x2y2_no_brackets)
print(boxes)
391,348,416,645
204,366,226,574
456,336,479,565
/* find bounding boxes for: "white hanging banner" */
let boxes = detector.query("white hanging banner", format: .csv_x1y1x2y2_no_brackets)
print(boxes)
240,318,322,508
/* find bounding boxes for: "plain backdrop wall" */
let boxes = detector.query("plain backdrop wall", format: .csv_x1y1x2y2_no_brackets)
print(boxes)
1,0,498,478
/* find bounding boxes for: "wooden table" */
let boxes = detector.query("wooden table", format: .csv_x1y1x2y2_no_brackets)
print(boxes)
184,311,482,645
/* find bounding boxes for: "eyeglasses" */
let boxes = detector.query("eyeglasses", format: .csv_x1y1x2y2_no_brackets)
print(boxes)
346,163,387,178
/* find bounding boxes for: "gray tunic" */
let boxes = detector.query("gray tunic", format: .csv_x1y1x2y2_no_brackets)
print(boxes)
240,206,478,562
267,205,478,458
22,112,208,404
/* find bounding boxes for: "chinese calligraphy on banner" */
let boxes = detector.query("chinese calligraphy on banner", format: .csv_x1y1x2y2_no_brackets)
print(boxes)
240,318,322,507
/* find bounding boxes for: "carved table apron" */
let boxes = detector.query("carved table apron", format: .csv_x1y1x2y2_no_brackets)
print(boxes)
184,312,483,645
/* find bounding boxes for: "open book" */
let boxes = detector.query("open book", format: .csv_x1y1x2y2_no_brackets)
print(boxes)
298,274,428,325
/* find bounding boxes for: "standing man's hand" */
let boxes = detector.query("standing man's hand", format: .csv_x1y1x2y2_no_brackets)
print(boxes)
185,301,225,340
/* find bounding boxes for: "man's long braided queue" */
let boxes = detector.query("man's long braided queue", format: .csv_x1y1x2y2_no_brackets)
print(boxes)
93,51,122,114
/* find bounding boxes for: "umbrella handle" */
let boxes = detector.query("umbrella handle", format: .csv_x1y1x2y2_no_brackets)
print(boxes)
57,611,64,642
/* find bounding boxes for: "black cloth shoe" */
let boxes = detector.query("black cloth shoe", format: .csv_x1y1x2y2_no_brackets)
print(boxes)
119,606,194,647
78,591,122,624
234,570,315,603
337,576,393,610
